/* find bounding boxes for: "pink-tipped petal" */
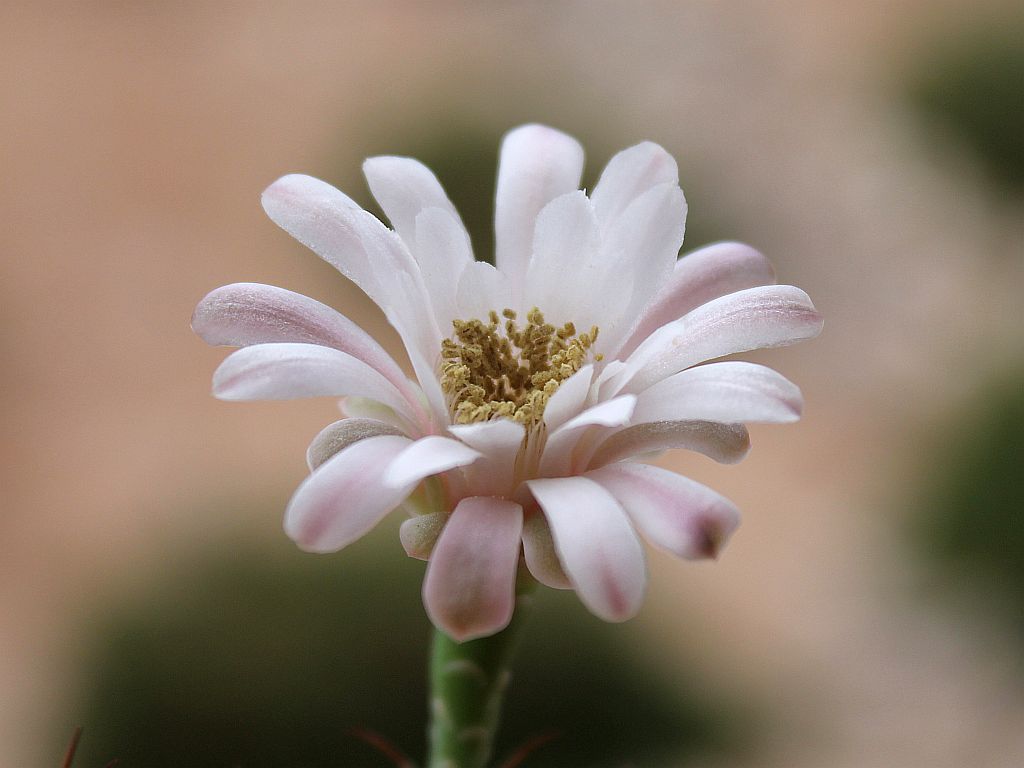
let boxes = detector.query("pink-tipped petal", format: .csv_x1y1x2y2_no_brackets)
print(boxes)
588,463,740,560
588,420,751,468
212,342,414,422
284,435,412,553
363,156,461,247
616,242,777,358
632,361,803,425
423,497,524,641
521,513,572,589
495,125,584,300
591,141,679,226
384,436,483,489
615,284,823,395
527,477,646,622
306,418,405,471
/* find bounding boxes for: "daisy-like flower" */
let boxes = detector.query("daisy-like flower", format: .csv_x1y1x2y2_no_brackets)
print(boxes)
193,124,822,642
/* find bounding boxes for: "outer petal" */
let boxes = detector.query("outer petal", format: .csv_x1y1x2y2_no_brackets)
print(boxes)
588,421,751,468
363,156,462,248
423,497,524,641
588,463,740,560
384,436,483,488
591,141,679,226
212,342,416,421
284,435,412,552
528,476,646,622
306,417,404,470
494,124,584,302
192,283,424,414
610,284,823,396
400,511,448,561
631,361,803,425
615,242,777,359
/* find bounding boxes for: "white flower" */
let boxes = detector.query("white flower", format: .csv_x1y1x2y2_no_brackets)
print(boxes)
193,124,822,641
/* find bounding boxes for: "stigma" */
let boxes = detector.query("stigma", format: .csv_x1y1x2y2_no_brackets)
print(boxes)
440,308,600,427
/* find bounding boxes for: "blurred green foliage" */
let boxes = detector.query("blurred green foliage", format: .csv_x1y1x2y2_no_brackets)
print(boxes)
64,526,749,767
909,369,1024,641
908,21,1024,194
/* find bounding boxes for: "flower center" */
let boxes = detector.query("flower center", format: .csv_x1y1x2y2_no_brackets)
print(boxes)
440,308,600,427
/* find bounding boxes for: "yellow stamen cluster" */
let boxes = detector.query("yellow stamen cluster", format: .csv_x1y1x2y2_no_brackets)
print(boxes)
440,308,600,427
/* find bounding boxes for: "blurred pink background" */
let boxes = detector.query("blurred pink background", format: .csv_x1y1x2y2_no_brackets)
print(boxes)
2,2,1022,766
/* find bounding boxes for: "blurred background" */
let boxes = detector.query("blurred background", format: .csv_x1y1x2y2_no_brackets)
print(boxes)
2,1,1022,766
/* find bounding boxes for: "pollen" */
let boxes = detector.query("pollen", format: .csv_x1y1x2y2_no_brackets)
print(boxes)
440,308,600,427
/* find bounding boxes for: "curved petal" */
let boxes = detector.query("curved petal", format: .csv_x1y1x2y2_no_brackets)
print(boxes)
284,434,412,552
212,342,415,422
540,395,636,477
448,419,525,497
423,497,524,641
541,364,594,432
588,420,751,468
591,141,679,227
588,463,740,560
193,283,424,419
610,284,823,395
527,476,646,622
632,361,803,425
521,512,572,589
495,125,584,303
616,242,777,359
384,435,483,488
363,155,462,247
306,417,405,470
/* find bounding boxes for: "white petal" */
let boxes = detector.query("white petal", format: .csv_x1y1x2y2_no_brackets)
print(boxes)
494,125,584,302
540,395,637,477
521,513,572,589
541,364,594,432
284,435,412,552
384,436,483,488
588,463,740,560
588,421,751,468
597,181,687,354
616,242,777,359
212,343,415,422
423,497,524,641
612,285,823,395
632,361,803,425
193,282,422,417
527,476,646,622
400,511,447,560
455,260,513,321
448,419,525,497
523,191,601,325
415,207,474,332
363,156,461,247
306,418,405,471
591,141,679,226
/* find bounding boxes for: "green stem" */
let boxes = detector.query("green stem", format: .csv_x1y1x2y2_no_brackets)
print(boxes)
426,585,533,768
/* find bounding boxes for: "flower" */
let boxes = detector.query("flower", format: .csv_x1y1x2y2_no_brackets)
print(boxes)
193,124,822,641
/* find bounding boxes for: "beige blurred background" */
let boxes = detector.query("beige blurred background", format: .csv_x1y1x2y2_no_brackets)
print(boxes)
3,1,1023,766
